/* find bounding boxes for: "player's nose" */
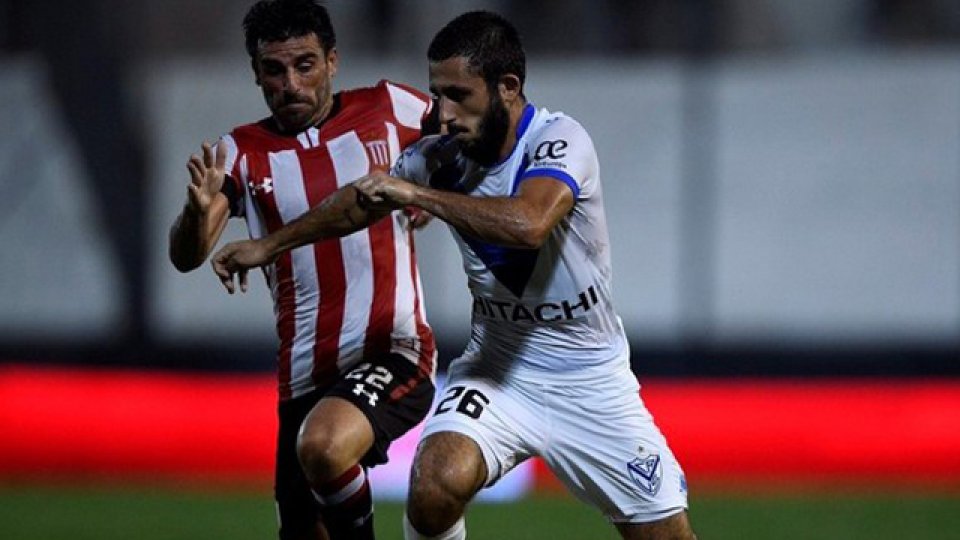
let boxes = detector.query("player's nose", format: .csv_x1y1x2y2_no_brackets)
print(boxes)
281,68,300,92
437,96,457,125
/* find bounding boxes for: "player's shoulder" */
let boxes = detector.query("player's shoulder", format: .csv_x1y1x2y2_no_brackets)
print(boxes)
226,118,285,148
340,80,431,130
381,79,431,103
528,108,589,141
395,134,444,173
404,133,445,155
229,118,269,136
525,108,596,161
340,79,429,107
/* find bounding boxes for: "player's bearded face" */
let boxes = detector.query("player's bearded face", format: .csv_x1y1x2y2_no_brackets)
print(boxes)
255,34,336,134
460,89,510,166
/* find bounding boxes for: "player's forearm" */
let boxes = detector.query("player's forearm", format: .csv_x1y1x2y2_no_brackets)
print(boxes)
412,186,547,249
262,186,387,255
169,205,215,272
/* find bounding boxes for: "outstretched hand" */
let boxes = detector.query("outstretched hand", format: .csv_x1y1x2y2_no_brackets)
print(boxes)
210,239,276,294
186,141,227,214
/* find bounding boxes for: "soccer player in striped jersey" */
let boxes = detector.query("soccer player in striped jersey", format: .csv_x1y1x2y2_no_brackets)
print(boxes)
212,9,697,540
168,2,437,539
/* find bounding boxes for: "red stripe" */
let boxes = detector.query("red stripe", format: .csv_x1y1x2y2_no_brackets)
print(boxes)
244,150,295,401
388,228,436,402
339,479,371,508
363,215,397,358
409,228,436,379
316,464,363,496
298,151,345,388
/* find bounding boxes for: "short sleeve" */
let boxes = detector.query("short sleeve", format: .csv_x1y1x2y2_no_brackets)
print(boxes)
391,138,427,186
518,116,599,200
392,135,449,188
384,81,431,130
218,134,245,217
383,80,436,147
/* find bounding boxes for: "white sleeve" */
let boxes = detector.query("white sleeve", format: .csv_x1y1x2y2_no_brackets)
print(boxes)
219,134,240,173
391,135,441,187
217,133,245,217
519,116,599,199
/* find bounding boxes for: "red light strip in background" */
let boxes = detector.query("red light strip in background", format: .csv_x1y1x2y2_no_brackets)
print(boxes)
2,365,959,490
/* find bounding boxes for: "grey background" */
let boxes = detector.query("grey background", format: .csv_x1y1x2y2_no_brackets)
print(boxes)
1,0,958,372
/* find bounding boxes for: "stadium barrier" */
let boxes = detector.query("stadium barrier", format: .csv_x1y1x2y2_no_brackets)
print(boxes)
2,365,958,495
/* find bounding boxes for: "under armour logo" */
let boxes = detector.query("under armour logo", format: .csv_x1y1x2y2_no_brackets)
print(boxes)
353,383,380,407
248,176,274,194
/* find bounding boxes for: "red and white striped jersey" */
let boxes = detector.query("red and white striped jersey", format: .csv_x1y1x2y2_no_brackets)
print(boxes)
219,80,436,401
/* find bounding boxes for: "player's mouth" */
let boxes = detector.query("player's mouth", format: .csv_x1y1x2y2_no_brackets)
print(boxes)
280,102,310,112
448,126,471,139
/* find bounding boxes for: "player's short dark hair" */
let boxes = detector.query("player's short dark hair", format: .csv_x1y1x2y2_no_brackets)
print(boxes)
243,0,336,58
428,11,526,91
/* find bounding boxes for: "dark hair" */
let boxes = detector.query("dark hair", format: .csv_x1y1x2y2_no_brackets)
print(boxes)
427,11,525,91
243,0,336,58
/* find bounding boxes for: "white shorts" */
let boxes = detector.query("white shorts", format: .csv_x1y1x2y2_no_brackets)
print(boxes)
420,352,688,523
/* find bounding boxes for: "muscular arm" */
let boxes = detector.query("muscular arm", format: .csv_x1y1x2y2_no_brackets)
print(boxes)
210,184,392,293
258,184,391,255
168,194,231,272
168,142,231,272
415,178,572,248
356,172,575,249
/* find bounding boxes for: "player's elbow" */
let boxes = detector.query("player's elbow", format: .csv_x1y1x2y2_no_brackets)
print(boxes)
512,221,552,249
168,242,203,273
506,202,559,249
169,251,202,273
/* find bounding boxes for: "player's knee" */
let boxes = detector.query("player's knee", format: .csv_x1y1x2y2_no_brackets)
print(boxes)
407,473,464,536
296,426,350,482
406,433,486,534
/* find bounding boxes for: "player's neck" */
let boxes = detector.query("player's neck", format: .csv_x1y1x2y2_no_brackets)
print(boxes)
271,93,339,136
497,99,528,162
312,93,336,128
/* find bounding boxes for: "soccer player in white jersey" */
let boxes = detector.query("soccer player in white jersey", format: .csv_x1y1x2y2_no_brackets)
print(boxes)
213,9,697,540
169,1,438,539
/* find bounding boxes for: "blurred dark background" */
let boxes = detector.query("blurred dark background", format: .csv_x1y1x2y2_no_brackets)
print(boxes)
1,0,958,377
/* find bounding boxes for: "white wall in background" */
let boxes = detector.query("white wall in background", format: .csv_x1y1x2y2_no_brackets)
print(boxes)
2,51,956,346
0,57,123,340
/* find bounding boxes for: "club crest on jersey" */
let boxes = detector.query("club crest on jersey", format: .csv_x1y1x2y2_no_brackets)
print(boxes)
365,140,391,167
628,452,663,496
248,176,274,195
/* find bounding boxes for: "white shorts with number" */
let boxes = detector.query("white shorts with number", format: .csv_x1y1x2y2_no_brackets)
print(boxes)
420,351,689,523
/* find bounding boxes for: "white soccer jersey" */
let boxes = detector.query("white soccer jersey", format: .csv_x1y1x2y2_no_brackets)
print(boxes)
395,104,627,375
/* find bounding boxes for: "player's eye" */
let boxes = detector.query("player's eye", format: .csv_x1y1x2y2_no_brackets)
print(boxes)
444,88,468,102
296,62,315,73
260,62,283,76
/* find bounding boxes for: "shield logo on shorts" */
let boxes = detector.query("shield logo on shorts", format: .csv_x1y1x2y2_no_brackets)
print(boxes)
628,453,663,496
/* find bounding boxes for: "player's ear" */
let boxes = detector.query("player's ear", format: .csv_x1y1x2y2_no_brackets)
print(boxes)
251,58,262,86
498,74,522,104
326,47,339,78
